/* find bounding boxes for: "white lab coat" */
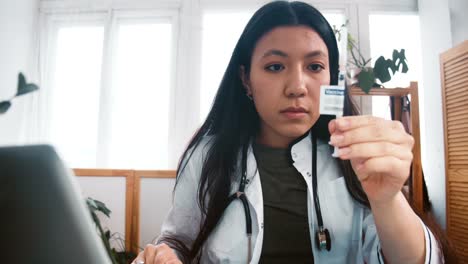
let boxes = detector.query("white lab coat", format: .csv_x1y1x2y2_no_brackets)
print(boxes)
158,133,442,263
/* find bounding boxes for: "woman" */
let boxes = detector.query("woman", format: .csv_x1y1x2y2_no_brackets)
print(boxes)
133,1,445,263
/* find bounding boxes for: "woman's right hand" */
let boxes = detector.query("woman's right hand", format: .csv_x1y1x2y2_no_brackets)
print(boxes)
132,243,182,264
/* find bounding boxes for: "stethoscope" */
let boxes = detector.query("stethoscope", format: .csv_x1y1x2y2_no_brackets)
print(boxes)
226,130,332,262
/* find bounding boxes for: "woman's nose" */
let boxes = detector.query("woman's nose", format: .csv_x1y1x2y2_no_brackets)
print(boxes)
284,67,307,98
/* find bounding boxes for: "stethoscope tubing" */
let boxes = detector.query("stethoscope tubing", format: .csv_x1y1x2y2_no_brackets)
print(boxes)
226,130,331,262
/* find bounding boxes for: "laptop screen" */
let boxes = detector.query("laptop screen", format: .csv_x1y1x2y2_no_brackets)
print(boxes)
0,145,112,264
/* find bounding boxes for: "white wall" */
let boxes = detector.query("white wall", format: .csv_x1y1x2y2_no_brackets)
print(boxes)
418,0,453,229
449,0,468,46
0,0,39,145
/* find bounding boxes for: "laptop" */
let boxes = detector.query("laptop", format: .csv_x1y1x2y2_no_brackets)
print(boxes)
0,145,112,264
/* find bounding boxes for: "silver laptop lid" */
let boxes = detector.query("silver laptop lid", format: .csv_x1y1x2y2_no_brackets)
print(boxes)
0,145,112,264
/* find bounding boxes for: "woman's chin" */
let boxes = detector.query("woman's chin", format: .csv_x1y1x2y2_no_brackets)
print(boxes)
280,126,312,141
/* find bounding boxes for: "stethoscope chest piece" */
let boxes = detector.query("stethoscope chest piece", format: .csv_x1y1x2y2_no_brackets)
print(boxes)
316,226,331,251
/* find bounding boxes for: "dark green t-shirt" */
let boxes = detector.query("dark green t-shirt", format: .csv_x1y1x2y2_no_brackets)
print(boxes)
254,142,314,264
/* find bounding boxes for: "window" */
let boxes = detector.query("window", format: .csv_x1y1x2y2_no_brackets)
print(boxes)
107,22,172,169
46,14,175,169
199,11,253,121
49,26,105,168
369,14,423,120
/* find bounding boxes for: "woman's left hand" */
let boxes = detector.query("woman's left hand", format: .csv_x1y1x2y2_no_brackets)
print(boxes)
328,116,414,205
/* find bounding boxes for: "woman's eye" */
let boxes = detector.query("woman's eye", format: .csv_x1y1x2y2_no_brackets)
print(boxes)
265,64,284,72
308,64,324,72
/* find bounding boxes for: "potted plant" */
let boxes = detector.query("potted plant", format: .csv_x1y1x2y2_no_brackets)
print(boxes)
0,72,39,114
86,197,137,264
333,22,409,93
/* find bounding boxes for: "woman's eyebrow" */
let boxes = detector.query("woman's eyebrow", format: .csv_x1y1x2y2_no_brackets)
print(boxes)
262,49,288,58
304,50,327,59
261,49,327,59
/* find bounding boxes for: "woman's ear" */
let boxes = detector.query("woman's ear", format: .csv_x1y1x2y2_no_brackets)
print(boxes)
240,65,252,96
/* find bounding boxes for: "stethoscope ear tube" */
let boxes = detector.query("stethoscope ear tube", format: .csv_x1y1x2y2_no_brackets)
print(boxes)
312,130,332,251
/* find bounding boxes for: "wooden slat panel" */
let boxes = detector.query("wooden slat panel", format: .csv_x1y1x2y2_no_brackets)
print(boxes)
449,145,468,153
447,107,468,119
448,169,468,181
450,197,468,206
450,164,468,170
449,207,468,217
445,57,468,76
447,115,468,126
447,98,468,111
447,126,468,136
447,115,468,124
446,91,468,105
446,80,468,92
448,182,468,188
448,153,468,161
450,235,468,247
447,137,468,146
446,74,468,88
450,221,468,234
449,160,468,166
450,224,468,237
452,241,468,253
445,51,468,68
449,151,468,156
449,187,468,194
445,90,468,104
445,65,468,81
449,156,468,162
445,59,468,75
446,103,468,114
450,207,468,217
447,103,468,264
446,80,468,95
448,122,468,131
449,182,468,188
449,202,468,210
446,102,468,113
446,88,468,101
444,52,468,69
445,82,468,96
448,147,468,156
447,137,468,145
448,132,468,140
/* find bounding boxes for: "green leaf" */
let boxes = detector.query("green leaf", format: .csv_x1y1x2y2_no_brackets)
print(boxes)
16,72,39,97
358,68,375,94
392,49,409,73
86,197,98,211
94,199,112,217
373,56,394,83
0,101,12,114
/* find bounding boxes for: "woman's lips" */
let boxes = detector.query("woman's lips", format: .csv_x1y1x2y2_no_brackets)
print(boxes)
280,107,308,119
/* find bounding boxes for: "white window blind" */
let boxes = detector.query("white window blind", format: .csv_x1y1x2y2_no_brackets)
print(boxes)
49,26,105,168
46,14,175,169
200,12,253,121
107,22,172,169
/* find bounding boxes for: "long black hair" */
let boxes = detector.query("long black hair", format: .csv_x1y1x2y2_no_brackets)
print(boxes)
159,1,455,263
